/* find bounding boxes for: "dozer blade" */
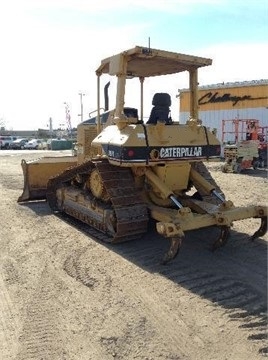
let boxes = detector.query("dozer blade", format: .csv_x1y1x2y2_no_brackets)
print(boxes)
18,156,77,202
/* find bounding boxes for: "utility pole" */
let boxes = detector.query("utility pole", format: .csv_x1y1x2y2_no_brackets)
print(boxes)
48,117,53,139
64,102,72,138
78,92,85,122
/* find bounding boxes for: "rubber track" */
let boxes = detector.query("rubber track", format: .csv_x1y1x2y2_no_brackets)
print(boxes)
46,159,149,243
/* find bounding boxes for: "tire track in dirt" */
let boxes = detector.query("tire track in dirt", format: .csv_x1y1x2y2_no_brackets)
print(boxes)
15,267,64,360
62,242,267,359
140,267,266,358
176,271,267,355
59,212,267,356
63,249,189,359
158,241,268,357
0,268,20,360
63,247,99,289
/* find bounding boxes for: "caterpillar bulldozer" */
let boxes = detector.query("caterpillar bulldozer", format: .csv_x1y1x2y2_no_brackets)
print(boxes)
18,46,267,263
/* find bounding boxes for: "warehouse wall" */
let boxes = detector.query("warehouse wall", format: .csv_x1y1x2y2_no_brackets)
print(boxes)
179,80,268,142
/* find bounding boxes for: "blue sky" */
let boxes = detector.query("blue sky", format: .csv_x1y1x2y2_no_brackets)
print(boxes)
0,0,267,130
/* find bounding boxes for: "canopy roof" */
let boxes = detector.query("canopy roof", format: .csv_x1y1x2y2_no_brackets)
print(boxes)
96,46,212,78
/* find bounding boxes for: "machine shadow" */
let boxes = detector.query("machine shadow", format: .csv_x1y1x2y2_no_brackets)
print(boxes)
109,223,268,354
58,210,267,303
234,168,267,178
18,200,52,216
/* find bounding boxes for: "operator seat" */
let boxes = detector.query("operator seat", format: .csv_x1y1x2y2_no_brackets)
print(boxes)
147,93,172,124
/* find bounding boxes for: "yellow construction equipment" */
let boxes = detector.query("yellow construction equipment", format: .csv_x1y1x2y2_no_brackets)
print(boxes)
18,46,267,263
221,119,261,173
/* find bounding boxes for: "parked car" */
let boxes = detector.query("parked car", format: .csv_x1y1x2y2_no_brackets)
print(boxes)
0,136,17,149
10,138,29,149
38,140,47,150
24,139,46,150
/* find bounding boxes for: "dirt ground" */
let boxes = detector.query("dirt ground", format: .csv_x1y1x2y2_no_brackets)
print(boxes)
0,149,267,360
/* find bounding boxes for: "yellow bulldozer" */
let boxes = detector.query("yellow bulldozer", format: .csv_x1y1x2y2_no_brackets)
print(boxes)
18,46,267,263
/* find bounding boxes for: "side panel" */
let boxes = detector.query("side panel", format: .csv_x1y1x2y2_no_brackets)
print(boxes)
92,123,221,164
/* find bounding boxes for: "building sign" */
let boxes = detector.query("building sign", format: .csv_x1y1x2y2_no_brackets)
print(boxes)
198,91,268,106
179,81,268,112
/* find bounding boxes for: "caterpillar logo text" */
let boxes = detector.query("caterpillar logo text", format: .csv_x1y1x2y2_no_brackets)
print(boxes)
159,146,202,158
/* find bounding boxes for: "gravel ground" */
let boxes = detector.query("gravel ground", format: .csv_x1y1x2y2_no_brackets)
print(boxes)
0,149,267,360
